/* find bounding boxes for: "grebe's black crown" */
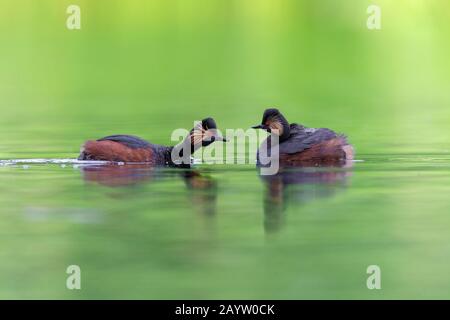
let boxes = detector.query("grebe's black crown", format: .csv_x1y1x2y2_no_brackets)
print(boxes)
202,117,217,130
262,108,281,123
252,107,291,141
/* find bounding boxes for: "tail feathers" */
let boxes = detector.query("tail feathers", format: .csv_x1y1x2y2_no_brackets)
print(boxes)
342,144,354,160
78,145,87,160
337,134,354,160
78,151,88,160
78,143,94,160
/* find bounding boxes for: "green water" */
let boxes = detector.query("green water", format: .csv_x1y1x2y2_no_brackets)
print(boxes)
1,0,450,299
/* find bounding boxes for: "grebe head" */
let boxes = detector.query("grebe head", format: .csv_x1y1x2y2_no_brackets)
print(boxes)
252,108,290,141
189,117,227,149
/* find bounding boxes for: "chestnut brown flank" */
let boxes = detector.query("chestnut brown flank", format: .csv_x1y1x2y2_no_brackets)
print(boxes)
253,108,354,167
82,140,154,163
280,137,353,166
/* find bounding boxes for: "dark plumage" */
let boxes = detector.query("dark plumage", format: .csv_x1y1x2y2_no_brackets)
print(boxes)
97,135,152,149
78,118,226,166
276,124,338,154
253,108,354,166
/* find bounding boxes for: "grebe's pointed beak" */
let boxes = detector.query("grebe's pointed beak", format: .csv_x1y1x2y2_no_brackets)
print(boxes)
252,124,268,130
217,135,228,142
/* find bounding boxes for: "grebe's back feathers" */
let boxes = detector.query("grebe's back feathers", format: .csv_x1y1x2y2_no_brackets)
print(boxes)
278,124,338,154
97,135,152,149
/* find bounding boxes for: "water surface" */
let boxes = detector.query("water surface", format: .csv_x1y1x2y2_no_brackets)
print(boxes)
1,1,450,299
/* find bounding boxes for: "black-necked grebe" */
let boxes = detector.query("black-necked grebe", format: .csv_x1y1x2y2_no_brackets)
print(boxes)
252,108,354,166
78,117,226,166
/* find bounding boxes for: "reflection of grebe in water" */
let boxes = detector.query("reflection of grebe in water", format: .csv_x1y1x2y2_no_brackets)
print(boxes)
182,170,217,217
261,164,352,233
80,164,217,216
81,164,160,187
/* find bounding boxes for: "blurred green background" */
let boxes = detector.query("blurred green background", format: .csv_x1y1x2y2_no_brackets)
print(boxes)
1,0,450,299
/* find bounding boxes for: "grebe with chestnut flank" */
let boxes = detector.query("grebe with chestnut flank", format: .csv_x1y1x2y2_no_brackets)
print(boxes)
78,118,226,166
252,108,354,166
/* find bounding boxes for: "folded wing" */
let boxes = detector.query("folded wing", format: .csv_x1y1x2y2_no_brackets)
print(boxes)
97,135,152,149
278,124,339,154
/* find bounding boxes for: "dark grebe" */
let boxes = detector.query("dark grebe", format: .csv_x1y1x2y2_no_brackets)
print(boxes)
78,117,226,166
252,108,353,166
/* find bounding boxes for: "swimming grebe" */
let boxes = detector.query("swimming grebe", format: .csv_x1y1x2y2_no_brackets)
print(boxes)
252,108,354,166
78,117,226,166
